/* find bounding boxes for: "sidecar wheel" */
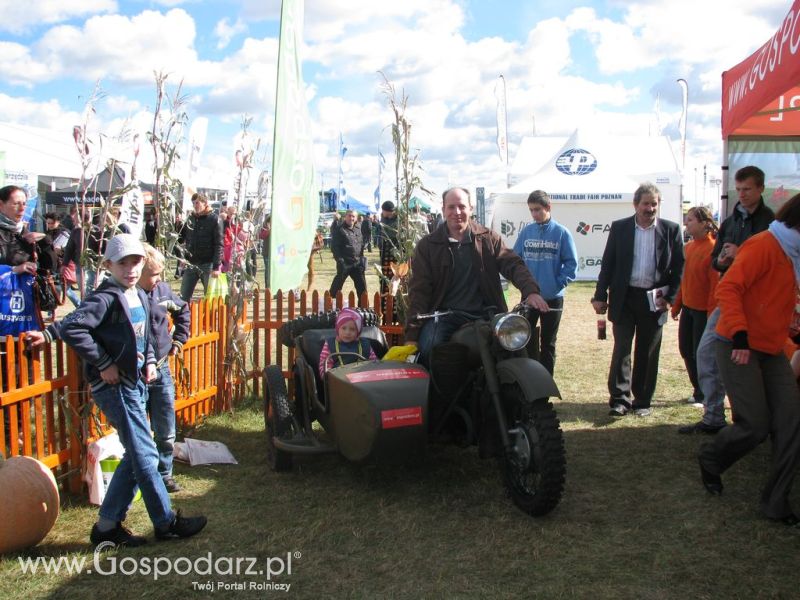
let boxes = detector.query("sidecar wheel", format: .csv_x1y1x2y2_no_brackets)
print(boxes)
292,365,306,426
502,388,565,516
264,365,293,472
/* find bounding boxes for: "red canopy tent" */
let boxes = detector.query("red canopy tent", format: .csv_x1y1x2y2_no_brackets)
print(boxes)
721,0,800,217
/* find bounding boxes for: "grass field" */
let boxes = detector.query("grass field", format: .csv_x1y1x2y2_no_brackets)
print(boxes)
3,248,799,599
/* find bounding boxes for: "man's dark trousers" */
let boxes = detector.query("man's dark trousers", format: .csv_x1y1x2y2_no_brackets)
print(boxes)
608,287,664,409
528,296,564,375
330,260,367,298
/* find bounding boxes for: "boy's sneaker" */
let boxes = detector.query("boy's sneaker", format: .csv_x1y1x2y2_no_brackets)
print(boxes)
163,476,182,493
155,510,207,541
90,523,148,547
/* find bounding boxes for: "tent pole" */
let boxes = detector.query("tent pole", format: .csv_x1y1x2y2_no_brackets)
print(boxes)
721,138,729,221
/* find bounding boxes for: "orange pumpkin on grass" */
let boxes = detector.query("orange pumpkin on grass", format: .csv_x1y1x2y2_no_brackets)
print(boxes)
0,456,60,554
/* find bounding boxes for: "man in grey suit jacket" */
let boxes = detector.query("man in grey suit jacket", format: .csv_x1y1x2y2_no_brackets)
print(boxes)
591,183,685,416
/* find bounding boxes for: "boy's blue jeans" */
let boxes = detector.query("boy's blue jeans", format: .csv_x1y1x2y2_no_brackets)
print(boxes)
147,363,176,479
92,380,174,528
180,262,212,301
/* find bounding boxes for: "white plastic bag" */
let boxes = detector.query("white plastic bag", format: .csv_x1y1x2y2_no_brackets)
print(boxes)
84,433,125,505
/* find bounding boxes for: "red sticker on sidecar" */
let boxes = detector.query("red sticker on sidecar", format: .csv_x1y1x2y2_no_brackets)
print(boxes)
381,407,423,429
346,368,428,383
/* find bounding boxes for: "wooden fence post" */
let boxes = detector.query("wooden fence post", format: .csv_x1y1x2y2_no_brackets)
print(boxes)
67,349,83,494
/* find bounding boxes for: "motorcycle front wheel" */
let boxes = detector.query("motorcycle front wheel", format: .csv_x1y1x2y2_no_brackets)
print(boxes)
501,383,565,516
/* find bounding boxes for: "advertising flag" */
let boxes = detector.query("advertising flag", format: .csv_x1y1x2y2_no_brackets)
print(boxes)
182,117,208,214
494,75,508,165
119,186,145,238
373,150,385,209
677,78,688,171
270,0,318,291
337,132,347,209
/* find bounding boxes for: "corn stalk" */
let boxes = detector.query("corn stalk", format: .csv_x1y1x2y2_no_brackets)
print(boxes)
378,72,434,324
148,71,188,258
221,116,266,411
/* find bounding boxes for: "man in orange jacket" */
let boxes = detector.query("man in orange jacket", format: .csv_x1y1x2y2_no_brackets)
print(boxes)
697,194,800,526
678,166,775,434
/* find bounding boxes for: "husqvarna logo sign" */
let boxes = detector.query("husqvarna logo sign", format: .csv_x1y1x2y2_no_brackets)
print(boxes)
10,290,25,313
555,148,597,175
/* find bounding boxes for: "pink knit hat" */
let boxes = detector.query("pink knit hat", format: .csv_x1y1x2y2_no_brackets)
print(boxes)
335,308,362,335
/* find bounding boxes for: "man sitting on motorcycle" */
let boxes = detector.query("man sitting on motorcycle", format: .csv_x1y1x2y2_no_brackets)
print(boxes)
405,186,549,365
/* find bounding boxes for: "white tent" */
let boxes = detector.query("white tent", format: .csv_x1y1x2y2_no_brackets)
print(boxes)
0,122,83,180
492,129,682,280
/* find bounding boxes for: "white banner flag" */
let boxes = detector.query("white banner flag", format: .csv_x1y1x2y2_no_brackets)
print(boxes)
182,117,208,214
494,75,508,165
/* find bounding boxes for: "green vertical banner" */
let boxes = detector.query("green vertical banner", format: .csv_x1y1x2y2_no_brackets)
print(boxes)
270,0,318,292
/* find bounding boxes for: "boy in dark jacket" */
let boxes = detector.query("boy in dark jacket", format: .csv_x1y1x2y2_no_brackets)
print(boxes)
59,234,206,547
180,193,223,301
139,243,190,493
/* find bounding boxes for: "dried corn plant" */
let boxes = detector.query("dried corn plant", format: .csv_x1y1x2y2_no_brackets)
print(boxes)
378,72,434,324
72,83,140,299
221,116,267,410
148,71,188,257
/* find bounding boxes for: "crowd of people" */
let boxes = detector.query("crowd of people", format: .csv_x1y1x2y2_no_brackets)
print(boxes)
402,169,800,528
3,162,800,548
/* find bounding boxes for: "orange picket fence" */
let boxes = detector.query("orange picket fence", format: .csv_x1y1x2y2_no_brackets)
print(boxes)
0,289,401,494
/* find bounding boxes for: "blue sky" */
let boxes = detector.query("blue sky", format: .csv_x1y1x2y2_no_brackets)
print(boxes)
0,0,791,204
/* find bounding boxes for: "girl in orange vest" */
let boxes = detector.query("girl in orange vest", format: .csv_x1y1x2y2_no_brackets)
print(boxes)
671,207,718,406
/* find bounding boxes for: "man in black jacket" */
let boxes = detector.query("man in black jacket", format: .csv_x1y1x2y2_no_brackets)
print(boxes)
679,165,775,434
180,193,223,301
592,183,685,417
330,209,366,298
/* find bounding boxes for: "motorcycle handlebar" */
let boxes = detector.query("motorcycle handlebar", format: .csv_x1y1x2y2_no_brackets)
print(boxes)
413,309,482,322
413,307,501,322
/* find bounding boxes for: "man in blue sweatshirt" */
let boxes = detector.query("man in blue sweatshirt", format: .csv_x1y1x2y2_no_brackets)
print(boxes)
513,190,578,375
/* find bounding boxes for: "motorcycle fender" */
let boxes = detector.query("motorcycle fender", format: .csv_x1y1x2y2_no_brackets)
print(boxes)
497,357,561,402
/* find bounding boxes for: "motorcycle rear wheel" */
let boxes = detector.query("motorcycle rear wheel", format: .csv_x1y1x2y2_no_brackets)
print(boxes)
263,365,294,472
501,384,565,516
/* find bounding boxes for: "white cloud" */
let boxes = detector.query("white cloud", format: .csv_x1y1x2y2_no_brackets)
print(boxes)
104,95,143,115
214,17,247,50
0,9,277,121
36,10,202,85
0,0,795,201
0,9,212,87
0,42,55,87
567,2,785,76
194,37,279,115
0,0,117,34
0,94,82,131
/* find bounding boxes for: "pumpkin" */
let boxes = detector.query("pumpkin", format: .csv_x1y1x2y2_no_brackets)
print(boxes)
0,456,60,554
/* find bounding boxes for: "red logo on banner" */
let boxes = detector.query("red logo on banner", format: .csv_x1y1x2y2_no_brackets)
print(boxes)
381,407,423,429
346,369,428,384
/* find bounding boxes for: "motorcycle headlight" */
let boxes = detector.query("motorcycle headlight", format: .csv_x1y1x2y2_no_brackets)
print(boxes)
492,313,531,351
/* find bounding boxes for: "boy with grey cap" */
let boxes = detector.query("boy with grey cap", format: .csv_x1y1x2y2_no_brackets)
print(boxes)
60,233,207,547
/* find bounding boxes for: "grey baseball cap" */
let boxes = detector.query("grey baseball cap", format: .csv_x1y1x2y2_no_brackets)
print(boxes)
104,233,146,263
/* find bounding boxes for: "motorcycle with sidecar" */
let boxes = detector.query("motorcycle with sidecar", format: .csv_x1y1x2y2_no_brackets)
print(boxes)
263,306,565,516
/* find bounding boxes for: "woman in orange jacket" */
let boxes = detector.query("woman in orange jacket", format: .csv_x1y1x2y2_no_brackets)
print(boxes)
671,207,718,406
698,194,800,526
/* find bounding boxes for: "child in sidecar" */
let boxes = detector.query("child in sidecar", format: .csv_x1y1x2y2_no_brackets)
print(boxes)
265,308,429,469
318,308,377,377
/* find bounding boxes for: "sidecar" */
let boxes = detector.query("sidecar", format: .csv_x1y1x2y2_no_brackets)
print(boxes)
264,311,429,471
